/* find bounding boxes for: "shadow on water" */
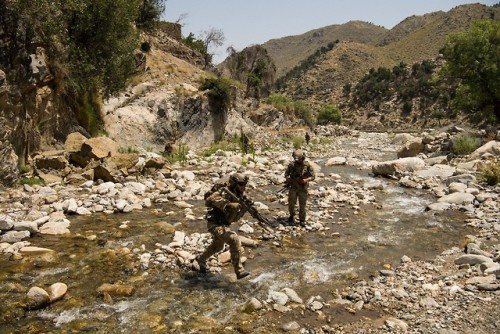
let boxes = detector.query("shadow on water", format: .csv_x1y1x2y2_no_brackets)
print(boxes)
0,164,472,332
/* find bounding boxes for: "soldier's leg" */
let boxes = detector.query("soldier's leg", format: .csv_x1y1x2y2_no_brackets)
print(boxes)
298,191,308,223
223,230,245,275
288,188,298,221
198,227,225,268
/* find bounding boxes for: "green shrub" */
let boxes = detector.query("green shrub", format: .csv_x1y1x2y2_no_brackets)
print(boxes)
317,104,342,125
167,143,189,165
479,159,500,186
291,136,304,149
18,177,45,186
265,94,293,112
202,140,238,157
19,165,30,174
199,76,233,111
450,133,481,155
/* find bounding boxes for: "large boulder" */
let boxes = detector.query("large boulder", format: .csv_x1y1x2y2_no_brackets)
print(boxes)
468,141,500,160
70,137,118,167
397,138,425,158
372,157,426,177
0,140,18,186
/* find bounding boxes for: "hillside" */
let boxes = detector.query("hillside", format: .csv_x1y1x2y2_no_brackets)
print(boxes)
261,20,387,78
268,3,499,130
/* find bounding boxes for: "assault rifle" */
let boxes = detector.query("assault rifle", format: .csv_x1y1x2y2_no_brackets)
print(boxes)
222,187,275,234
276,182,290,194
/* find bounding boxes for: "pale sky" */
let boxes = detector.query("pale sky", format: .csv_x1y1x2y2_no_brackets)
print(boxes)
163,0,497,64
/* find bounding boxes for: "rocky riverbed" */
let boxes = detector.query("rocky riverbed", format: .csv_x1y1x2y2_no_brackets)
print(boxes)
0,126,498,333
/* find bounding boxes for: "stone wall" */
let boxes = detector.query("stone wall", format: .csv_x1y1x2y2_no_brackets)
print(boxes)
158,22,182,41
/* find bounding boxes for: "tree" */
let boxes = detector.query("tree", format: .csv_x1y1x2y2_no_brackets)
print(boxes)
317,104,342,125
136,0,167,31
442,20,500,124
1,0,163,168
200,27,225,67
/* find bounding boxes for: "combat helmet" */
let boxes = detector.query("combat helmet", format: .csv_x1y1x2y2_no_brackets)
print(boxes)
292,149,306,161
229,173,249,187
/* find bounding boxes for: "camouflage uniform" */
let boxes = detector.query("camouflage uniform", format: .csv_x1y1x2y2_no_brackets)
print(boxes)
197,174,251,279
285,150,315,224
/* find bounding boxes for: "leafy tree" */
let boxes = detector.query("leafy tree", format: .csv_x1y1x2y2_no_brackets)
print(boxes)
317,104,342,125
136,0,167,31
442,20,500,124
1,0,163,167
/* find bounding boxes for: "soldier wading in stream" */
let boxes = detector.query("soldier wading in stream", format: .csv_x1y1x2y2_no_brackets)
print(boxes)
193,173,253,280
285,149,315,226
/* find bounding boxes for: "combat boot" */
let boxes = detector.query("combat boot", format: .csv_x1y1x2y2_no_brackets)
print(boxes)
236,271,251,280
193,257,208,273
299,220,306,227
287,215,294,224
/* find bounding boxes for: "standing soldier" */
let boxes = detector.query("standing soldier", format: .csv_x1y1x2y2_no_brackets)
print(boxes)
305,132,311,145
284,149,315,226
195,173,252,280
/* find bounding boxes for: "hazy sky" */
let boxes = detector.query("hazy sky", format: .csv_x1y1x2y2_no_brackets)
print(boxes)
163,0,497,64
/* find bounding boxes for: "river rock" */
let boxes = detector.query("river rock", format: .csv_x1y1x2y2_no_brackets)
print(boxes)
438,192,475,205
0,214,14,230
47,282,68,302
282,287,303,304
19,246,55,254
244,297,263,313
26,287,50,309
1,230,30,243
97,283,135,297
454,254,493,266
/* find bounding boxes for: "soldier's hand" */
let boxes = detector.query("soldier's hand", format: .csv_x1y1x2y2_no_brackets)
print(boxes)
224,202,241,214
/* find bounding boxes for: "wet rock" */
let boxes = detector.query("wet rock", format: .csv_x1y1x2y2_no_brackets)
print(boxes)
97,283,135,297
282,287,303,304
47,282,67,302
26,287,50,310
244,297,263,313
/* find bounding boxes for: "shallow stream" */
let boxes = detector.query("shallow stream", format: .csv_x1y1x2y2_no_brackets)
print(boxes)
0,162,471,333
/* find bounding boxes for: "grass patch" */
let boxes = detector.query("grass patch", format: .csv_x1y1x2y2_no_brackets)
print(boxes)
18,177,45,186
479,159,500,186
449,133,481,156
166,143,189,165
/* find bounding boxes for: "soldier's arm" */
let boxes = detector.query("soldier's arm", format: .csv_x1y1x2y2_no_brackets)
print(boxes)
307,163,316,181
206,190,230,210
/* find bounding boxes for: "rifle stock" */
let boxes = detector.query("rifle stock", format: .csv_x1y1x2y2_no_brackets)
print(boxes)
222,187,274,234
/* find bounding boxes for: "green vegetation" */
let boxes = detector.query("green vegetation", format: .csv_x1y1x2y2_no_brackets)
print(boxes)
293,101,314,128
182,27,225,67
276,40,338,89
199,76,234,112
166,143,189,165
264,94,315,126
1,0,165,138
449,133,481,156
352,60,439,112
317,104,342,125
282,135,305,149
442,20,500,125
202,140,238,157
19,165,30,174
479,159,500,186
265,94,294,112
18,177,45,187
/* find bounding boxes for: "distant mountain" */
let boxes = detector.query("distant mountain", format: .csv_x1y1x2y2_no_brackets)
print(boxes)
261,20,387,78
271,3,499,103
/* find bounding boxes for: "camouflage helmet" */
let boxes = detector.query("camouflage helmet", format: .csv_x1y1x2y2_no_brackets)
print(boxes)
292,149,305,161
229,173,249,186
